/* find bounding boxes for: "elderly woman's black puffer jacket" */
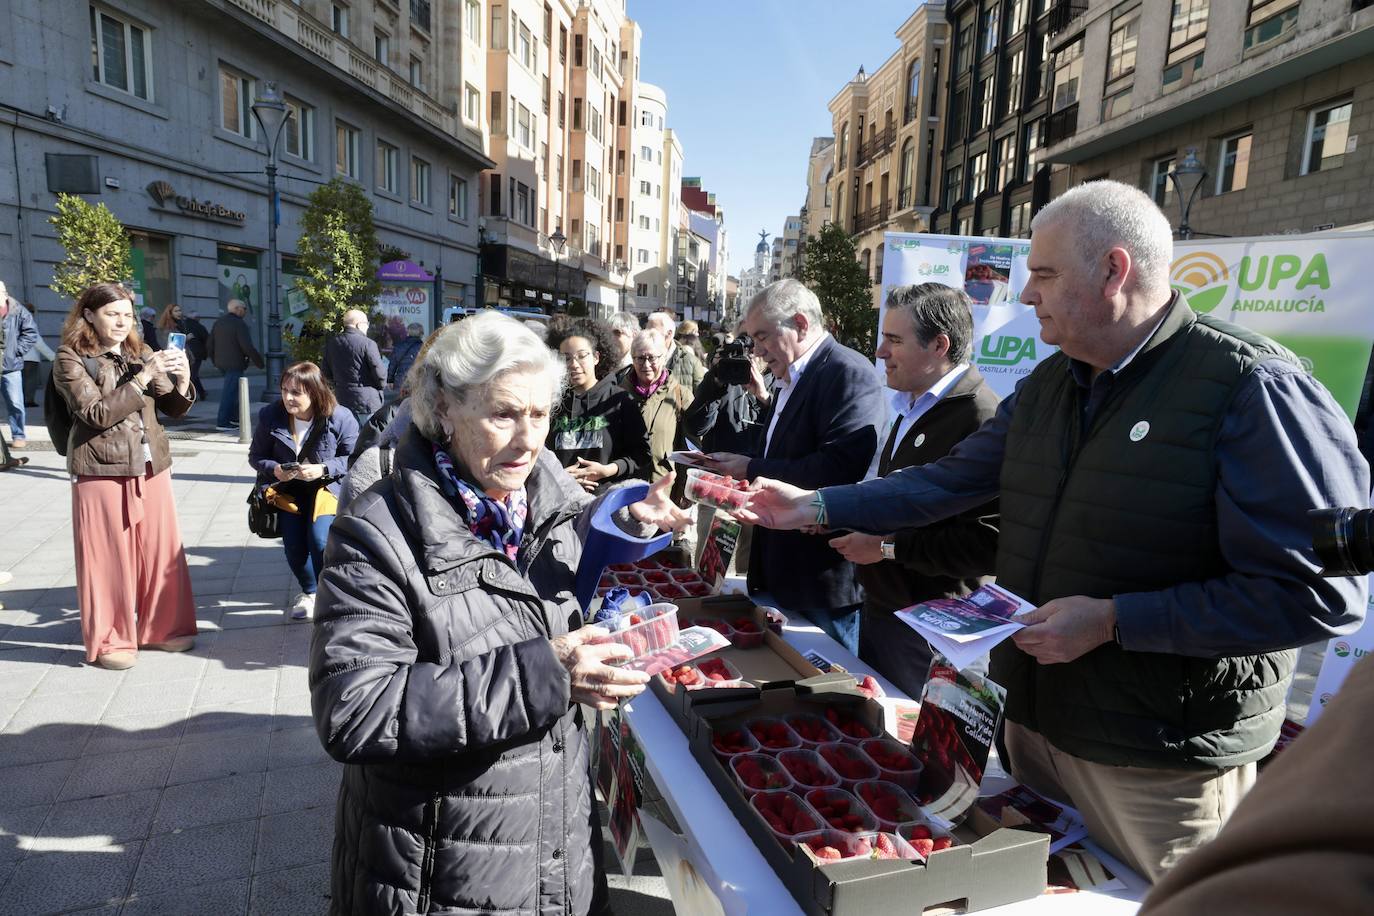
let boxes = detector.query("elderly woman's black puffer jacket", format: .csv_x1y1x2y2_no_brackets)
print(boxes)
310,425,601,915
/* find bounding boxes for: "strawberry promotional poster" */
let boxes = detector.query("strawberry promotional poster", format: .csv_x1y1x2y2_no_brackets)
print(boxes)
910,655,1007,823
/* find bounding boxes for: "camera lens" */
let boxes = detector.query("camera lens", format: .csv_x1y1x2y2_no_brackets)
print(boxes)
1310,507,1374,577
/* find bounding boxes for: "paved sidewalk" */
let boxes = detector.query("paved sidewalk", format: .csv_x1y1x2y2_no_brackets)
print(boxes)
0,426,673,915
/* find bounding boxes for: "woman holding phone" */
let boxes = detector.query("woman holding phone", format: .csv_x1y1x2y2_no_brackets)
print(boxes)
248,361,358,620
158,303,208,399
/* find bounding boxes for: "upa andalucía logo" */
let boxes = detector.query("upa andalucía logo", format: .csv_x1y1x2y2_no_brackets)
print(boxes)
1170,251,1230,315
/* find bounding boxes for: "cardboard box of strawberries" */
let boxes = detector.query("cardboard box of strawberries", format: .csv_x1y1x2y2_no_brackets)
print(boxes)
685,685,1048,916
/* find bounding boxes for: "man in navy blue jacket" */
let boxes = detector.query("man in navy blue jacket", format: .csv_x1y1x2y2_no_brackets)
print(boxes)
704,279,882,653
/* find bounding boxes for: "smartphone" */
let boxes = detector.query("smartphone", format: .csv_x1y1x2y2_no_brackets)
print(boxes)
166,332,187,351
279,461,300,472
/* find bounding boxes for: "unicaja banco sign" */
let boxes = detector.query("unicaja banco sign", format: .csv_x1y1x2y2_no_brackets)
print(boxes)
1170,251,1331,316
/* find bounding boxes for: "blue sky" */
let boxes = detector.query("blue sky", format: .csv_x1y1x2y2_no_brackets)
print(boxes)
632,0,926,276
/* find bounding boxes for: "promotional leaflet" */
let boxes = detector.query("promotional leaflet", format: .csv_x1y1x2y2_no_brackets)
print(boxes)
896,583,1036,671
910,655,1007,823
698,516,741,586
976,785,1090,854
619,626,731,677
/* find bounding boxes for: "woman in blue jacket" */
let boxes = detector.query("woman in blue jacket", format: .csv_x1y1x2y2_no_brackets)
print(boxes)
249,361,358,619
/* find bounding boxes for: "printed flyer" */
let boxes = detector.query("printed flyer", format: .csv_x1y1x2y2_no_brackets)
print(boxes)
976,785,1090,854
896,583,1035,671
910,654,1007,823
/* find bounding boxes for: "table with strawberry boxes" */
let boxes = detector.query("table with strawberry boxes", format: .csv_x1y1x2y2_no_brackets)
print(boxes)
614,581,1149,916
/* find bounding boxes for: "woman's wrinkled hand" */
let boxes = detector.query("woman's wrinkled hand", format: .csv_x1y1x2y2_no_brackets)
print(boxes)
629,472,692,533
550,627,650,710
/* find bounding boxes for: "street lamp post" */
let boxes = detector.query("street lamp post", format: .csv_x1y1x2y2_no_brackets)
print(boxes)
250,82,291,401
614,259,629,315
1167,147,1207,241
475,221,487,312
549,228,567,313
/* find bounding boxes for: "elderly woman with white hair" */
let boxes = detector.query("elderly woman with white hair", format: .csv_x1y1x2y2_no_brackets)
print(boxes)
309,312,689,916
622,327,691,483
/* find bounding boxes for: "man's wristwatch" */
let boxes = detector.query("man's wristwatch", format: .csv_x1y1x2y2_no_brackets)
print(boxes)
880,540,896,561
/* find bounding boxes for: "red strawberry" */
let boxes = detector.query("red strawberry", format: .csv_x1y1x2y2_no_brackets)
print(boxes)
932,836,953,851
908,824,932,840
814,845,842,861
874,833,898,859
910,837,935,858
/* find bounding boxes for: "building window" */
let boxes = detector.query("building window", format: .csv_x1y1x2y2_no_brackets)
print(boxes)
1021,119,1044,182
284,98,314,161
1164,0,1207,90
1052,36,1083,112
1217,132,1252,194
967,152,987,199
586,165,599,199
1106,6,1140,84
374,31,389,65
640,145,652,161
336,122,359,178
377,140,399,193
517,104,533,149
1001,52,1024,118
589,104,602,143
411,157,430,205
994,133,1015,189
904,60,921,123
1150,154,1176,207
219,66,254,138
981,5,999,57
837,124,849,167
491,4,506,50
490,90,503,133
1008,200,1032,238
944,165,962,208
517,182,533,226
556,154,563,190
465,0,481,44
518,21,533,69
898,139,915,208
574,33,583,67
1245,0,1300,53
464,84,480,122
638,248,650,264
1302,100,1353,176
90,6,152,100
954,14,974,73
1009,0,1030,36
957,216,973,236
638,215,651,230
449,174,468,218
409,56,423,90
573,97,583,130
975,75,993,130
331,3,349,38
639,179,651,195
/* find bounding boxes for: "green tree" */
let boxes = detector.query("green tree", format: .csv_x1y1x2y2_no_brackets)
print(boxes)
800,222,876,353
49,193,132,300
288,177,382,362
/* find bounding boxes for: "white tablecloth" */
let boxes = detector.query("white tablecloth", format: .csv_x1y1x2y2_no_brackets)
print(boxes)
621,587,1148,915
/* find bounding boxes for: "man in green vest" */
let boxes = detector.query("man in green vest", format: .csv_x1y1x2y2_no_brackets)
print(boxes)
735,180,1369,882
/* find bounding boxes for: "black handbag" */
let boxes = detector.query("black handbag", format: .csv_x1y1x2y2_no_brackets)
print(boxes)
247,488,280,539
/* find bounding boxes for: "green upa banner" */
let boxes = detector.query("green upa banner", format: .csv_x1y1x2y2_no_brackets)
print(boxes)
1171,232,1374,420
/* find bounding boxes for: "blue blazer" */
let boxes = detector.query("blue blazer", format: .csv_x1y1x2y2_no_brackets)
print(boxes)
745,336,883,614
248,400,360,498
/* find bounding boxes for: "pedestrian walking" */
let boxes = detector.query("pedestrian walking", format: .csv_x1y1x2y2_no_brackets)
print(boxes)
139,307,161,351
385,321,423,390
248,361,358,621
53,282,198,669
322,309,386,425
1,283,38,449
159,303,209,400
20,302,53,408
208,298,264,430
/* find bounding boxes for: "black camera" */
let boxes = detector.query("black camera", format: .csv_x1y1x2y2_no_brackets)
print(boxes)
1310,507,1374,577
715,333,755,386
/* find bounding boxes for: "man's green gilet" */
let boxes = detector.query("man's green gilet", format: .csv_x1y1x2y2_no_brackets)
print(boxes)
992,299,1299,769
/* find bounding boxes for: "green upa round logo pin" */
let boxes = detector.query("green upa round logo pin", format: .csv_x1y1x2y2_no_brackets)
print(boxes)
1129,420,1150,442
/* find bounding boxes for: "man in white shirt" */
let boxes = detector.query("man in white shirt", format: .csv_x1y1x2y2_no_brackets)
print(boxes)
832,284,1000,696
704,279,882,653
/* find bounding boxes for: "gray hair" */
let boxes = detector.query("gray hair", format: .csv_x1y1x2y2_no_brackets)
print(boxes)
342,309,368,328
886,284,974,363
409,311,566,439
748,278,824,333
1031,179,1174,295
632,328,667,353
607,311,640,335
407,322,424,336
646,310,676,337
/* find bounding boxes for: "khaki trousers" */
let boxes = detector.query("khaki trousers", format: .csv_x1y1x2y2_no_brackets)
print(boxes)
1003,720,1256,883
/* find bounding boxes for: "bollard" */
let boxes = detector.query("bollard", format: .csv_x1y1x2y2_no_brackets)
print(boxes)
238,376,251,445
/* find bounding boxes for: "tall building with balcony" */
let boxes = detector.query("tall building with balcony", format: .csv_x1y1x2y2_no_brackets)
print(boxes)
778,215,802,279
930,0,1068,240
796,136,835,274
622,82,677,314
1,0,493,351
1042,0,1374,237
479,0,631,318
681,177,728,323
828,3,949,307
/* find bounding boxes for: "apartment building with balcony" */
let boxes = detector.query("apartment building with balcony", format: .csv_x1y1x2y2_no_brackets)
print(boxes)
828,3,949,306
620,81,680,314
1,0,493,347
795,135,835,273
1042,0,1374,237
681,177,727,323
929,0,1070,240
478,0,632,317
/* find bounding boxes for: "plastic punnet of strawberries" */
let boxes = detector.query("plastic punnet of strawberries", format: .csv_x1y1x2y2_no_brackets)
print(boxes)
784,714,844,748
855,780,922,831
899,822,955,859
778,749,840,790
711,728,759,757
751,790,821,839
731,753,791,792
804,788,877,834
822,706,875,741
818,742,880,783
746,718,801,752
